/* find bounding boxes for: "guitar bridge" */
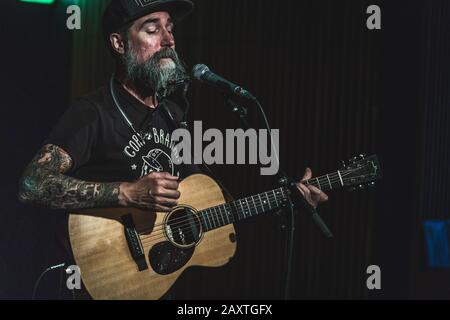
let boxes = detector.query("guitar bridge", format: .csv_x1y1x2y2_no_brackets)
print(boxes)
122,214,148,272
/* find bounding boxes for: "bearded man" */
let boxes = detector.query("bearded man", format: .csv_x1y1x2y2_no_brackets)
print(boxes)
18,0,328,299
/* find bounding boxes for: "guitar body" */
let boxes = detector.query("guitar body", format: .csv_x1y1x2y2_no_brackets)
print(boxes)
68,174,237,300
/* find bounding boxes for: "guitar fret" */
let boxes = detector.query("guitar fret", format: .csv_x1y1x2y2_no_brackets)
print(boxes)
211,209,217,228
208,208,215,228
200,214,208,231
258,194,264,212
220,205,230,224
218,207,223,226
214,207,222,226
220,206,226,226
337,170,344,186
244,198,251,217
316,177,322,190
238,200,245,219
230,202,240,221
205,210,212,230
326,174,333,190
224,203,232,223
272,190,279,207
276,189,282,206
228,203,235,222
265,193,272,210
214,208,220,228
211,208,218,229
251,196,258,215
220,206,228,225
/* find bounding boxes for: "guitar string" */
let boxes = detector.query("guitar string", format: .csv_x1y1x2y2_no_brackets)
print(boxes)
139,191,284,246
140,170,358,229
138,168,357,235
138,169,361,244
140,168,362,244
139,187,285,236
138,169,362,245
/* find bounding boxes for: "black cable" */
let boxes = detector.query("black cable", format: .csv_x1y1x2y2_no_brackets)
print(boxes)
284,203,296,300
31,263,66,300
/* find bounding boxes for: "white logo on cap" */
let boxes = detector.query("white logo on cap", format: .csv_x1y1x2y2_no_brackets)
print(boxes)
135,0,155,8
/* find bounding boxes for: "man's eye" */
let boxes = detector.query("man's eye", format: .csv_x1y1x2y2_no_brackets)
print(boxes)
146,28,158,34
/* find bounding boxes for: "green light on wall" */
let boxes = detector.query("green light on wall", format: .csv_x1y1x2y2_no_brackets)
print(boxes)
20,0,55,4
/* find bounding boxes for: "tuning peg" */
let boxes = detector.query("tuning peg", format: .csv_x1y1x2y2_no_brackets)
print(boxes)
368,182,376,188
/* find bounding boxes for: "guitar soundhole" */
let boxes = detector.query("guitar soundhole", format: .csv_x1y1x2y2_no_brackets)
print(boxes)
164,206,203,248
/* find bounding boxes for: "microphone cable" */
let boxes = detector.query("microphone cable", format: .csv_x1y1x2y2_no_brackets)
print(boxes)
31,263,66,300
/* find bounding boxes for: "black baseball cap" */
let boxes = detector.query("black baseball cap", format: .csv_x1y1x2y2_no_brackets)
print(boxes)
103,0,194,40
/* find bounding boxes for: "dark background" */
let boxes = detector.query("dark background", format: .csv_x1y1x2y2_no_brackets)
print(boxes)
1,0,449,299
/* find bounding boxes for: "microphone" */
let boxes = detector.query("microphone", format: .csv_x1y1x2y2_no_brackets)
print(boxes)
49,263,66,270
192,64,256,100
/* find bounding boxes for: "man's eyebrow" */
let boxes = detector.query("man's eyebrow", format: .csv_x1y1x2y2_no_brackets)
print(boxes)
140,18,173,29
140,18,160,29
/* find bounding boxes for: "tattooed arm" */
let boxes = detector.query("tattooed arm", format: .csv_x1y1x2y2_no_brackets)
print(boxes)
18,144,125,210
18,144,180,211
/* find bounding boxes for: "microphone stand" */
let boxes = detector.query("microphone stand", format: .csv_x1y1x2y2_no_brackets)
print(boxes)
223,94,333,300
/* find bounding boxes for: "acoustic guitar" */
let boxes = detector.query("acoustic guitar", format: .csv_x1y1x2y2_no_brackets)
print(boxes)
68,154,381,299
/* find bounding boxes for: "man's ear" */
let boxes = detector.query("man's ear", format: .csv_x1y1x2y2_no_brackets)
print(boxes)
110,33,126,55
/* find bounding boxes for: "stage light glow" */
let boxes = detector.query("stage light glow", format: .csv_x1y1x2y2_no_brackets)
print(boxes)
20,0,55,5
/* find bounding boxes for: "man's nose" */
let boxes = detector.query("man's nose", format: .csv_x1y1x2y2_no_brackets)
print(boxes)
161,29,175,48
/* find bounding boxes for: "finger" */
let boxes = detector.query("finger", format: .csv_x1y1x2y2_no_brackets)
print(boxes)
307,185,329,202
153,196,178,208
308,185,323,196
159,172,179,180
320,192,329,202
155,188,181,200
159,179,179,190
296,184,306,197
297,183,312,201
302,167,312,181
311,193,328,205
151,204,173,213
147,172,179,181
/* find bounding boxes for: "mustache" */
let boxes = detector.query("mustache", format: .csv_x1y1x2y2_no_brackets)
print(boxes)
149,48,179,63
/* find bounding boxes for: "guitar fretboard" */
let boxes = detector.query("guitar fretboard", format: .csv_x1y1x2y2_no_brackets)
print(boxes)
198,170,347,233
303,171,345,192
199,187,291,232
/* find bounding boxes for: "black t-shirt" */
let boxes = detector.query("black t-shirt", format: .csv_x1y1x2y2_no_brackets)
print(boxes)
46,80,199,182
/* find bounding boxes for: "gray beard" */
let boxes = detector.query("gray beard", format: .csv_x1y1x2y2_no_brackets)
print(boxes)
123,45,188,98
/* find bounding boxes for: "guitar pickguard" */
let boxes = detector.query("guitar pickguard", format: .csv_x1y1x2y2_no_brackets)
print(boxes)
149,242,194,275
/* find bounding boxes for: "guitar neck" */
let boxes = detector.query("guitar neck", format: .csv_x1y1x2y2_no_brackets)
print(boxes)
198,170,346,232
302,171,345,192
198,187,290,232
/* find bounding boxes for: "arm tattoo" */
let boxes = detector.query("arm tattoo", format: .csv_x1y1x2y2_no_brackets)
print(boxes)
19,144,121,210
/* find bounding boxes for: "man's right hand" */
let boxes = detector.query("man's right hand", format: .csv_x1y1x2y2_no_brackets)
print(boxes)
119,172,180,212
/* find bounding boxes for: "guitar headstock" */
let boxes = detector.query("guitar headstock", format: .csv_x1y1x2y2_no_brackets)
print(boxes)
340,154,382,191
